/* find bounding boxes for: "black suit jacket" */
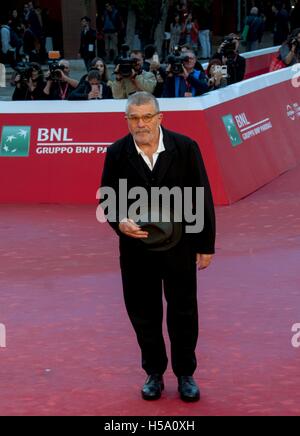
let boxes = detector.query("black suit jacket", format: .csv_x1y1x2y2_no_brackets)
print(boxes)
79,28,96,60
100,127,216,255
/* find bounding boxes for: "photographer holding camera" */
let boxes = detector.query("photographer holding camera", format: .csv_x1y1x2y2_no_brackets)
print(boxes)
206,59,228,90
143,45,166,98
43,60,79,100
163,50,208,98
69,70,112,100
214,34,246,85
279,28,300,67
111,49,157,99
12,62,46,101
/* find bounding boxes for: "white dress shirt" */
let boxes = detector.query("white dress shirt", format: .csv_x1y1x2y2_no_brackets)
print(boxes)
134,127,165,171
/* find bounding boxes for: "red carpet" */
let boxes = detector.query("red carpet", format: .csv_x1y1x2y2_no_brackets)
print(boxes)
0,166,300,416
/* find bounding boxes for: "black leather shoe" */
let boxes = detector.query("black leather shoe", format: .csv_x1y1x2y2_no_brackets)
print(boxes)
142,374,164,400
178,376,200,402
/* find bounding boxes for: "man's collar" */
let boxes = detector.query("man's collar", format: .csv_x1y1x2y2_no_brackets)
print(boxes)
126,127,176,155
134,126,165,156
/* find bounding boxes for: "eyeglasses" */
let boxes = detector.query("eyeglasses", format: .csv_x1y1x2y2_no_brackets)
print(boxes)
125,112,161,123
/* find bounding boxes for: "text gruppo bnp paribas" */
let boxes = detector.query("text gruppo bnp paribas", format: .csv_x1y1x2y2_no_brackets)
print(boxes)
36,128,111,155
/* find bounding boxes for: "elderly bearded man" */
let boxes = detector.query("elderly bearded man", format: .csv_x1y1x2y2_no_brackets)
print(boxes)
100,92,216,402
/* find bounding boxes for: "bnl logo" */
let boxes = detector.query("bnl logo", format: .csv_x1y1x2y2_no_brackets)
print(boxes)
222,114,243,147
0,324,6,348
0,126,31,157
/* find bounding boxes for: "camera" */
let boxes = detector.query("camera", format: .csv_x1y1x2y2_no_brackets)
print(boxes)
15,63,32,84
118,59,137,78
167,54,189,75
173,45,182,57
14,62,41,84
290,38,300,53
49,61,65,81
116,44,138,78
221,36,238,59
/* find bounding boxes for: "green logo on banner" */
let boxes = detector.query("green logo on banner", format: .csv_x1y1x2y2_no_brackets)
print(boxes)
222,115,243,147
0,126,31,157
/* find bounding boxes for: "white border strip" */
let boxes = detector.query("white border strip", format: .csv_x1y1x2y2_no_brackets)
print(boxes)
0,66,297,114
201,46,280,69
242,45,280,60
240,118,270,132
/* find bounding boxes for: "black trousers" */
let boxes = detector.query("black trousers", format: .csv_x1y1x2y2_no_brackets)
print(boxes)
120,239,198,377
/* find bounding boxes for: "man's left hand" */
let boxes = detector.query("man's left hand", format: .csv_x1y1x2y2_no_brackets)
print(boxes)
59,71,68,82
196,254,213,270
181,67,189,80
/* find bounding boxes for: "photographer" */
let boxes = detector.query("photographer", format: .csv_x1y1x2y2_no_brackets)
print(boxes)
206,59,228,90
78,57,110,86
43,60,79,100
12,62,46,101
214,34,246,85
143,45,166,98
111,50,157,99
69,70,112,100
280,29,300,67
163,50,209,98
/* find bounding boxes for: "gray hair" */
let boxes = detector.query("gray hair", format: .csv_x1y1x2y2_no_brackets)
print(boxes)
59,59,70,68
126,92,160,115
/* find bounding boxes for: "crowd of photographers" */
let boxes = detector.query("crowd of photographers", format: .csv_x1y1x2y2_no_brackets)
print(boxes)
11,34,248,101
10,27,300,102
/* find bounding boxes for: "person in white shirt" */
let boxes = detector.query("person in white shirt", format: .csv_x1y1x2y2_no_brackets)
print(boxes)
0,20,15,65
100,92,216,403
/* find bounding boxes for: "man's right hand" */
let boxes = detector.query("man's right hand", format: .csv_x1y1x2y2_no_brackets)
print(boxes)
88,91,100,100
166,64,173,77
119,219,149,239
114,65,123,81
218,42,226,54
14,74,21,85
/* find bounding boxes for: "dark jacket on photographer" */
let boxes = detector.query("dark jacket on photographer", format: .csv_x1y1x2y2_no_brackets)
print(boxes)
280,32,300,66
111,70,157,99
163,69,209,98
12,81,46,101
68,80,112,100
213,52,246,85
44,81,77,100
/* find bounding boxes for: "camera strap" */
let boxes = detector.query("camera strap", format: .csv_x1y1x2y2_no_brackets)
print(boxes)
59,83,69,100
185,70,201,97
